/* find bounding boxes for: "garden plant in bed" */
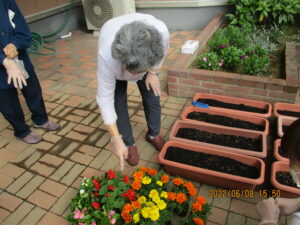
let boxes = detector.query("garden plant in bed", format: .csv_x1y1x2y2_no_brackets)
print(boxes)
193,0,300,78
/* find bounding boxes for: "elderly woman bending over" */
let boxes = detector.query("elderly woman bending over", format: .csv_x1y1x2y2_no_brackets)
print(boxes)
97,13,169,170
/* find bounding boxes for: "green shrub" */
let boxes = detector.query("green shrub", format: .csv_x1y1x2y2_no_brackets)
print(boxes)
195,53,223,71
226,0,300,26
220,46,244,70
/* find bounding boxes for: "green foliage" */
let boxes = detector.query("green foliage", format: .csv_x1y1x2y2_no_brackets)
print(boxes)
226,0,300,26
195,52,223,71
220,46,244,70
242,46,270,75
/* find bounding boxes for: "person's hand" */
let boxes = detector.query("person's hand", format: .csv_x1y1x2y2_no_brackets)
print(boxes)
275,198,300,216
256,198,280,225
3,43,18,59
110,135,128,171
3,58,27,89
145,72,161,96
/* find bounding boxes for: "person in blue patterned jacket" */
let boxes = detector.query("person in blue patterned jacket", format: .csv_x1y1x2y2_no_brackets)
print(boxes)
0,0,59,144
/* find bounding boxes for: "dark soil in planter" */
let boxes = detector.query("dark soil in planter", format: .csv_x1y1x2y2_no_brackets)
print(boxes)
187,112,264,131
165,146,260,179
276,171,298,188
197,98,267,114
278,147,288,158
176,128,262,152
278,110,300,118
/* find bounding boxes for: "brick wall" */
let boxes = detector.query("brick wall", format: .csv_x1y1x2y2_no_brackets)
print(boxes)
167,14,300,104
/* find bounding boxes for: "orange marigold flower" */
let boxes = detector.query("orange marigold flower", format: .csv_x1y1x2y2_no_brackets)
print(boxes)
176,193,187,204
184,182,197,197
193,217,204,225
131,180,141,190
133,171,144,181
196,196,206,205
173,178,184,186
146,168,157,176
123,203,134,213
121,211,132,224
192,202,203,212
167,192,177,201
131,200,141,209
161,174,169,183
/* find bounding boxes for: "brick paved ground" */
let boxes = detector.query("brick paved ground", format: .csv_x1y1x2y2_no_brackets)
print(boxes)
0,30,291,225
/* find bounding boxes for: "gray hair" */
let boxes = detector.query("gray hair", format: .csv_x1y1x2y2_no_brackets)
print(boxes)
111,21,164,72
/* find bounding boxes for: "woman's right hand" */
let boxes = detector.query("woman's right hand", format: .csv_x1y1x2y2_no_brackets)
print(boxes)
110,135,128,171
3,58,27,89
276,198,300,216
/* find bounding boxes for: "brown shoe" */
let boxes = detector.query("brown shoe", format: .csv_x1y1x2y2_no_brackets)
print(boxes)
126,145,139,166
145,133,165,151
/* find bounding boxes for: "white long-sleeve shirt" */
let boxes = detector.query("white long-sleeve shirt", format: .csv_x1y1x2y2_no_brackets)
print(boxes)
96,13,169,125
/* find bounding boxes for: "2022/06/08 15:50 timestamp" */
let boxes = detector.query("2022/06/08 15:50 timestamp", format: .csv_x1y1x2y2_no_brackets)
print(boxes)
208,189,281,198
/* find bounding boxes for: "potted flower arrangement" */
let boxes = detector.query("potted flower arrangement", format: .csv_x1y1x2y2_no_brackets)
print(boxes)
68,167,211,225
67,169,131,225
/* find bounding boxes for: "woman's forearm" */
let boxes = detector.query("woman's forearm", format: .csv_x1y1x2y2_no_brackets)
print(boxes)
106,123,120,137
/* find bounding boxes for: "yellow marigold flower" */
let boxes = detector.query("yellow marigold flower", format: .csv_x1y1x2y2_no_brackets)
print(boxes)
156,180,163,186
141,207,150,218
142,176,152,185
146,201,155,207
157,200,167,210
138,196,147,205
133,213,140,223
149,189,159,199
152,196,161,204
149,208,160,221
160,191,168,199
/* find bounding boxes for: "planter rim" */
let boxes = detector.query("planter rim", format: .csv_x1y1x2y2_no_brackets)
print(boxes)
277,116,298,138
274,139,289,162
181,106,269,135
274,102,300,119
158,140,265,185
271,161,300,195
169,120,268,158
193,93,272,118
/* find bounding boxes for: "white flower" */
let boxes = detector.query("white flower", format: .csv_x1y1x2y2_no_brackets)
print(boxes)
80,189,85,195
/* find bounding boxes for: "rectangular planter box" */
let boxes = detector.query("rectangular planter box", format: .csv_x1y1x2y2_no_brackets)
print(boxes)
274,139,289,162
158,141,265,190
167,14,299,104
271,161,300,198
277,116,298,138
169,120,267,158
193,93,272,118
182,106,269,135
274,102,300,119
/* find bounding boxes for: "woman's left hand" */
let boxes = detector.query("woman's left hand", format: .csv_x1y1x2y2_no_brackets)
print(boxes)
145,72,161,96
4,43,18,59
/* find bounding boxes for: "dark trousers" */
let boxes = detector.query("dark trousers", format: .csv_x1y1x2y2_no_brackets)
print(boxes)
114,76,161,146
0,71,48,138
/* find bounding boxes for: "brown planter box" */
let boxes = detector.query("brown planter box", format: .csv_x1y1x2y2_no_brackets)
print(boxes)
274,102,300,119
158,141,265,190
193,93,272,118
271,161,300,198
167,14,299,104
274,139,289,162
182,106,269,135
169,120,267,158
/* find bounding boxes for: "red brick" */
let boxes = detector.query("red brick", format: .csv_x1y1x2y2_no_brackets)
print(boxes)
168,89,177,96
251,88,269,96
168,84,188,91
167,77,177,83
179,78,200,86
236,93,262,101
0,192,23,211
239,80,264,88
225,85,249,94
189,72,213,81
284,86,298,93
202,82,224,90
264,83,284,91
269,91,296,100
214,77,239,85
27,190,57,210
212,90,236,97
168,71,188,78
39,179,68,197
189,87,211,94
